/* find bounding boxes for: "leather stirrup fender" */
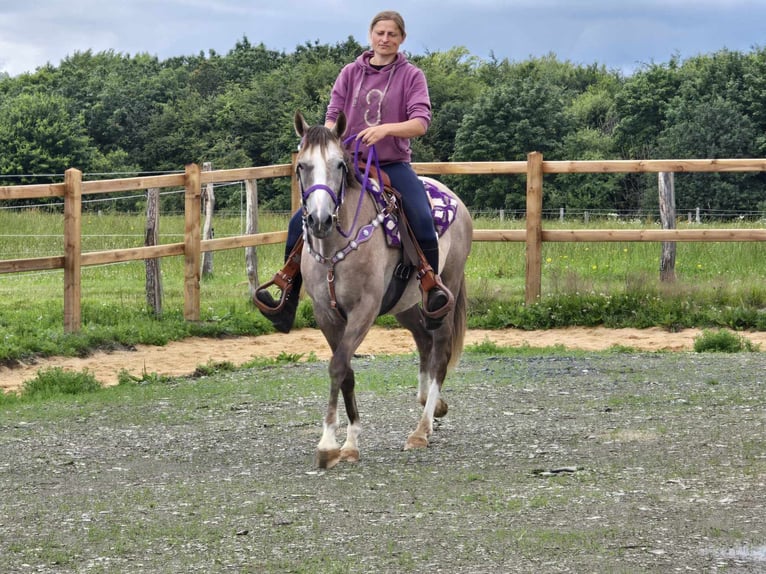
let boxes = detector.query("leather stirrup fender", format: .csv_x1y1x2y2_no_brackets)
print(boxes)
253,236,304,313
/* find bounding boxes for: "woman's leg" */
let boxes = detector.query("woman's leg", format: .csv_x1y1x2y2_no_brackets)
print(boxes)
383,163,450,326
383,163,438,267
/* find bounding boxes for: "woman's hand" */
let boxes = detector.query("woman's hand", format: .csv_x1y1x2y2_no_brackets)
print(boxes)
356,119,426,145
357,125,389,146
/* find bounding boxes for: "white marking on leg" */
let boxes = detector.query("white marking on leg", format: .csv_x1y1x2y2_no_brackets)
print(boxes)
421,379,440,435
318,420,338,451
341,422,362,452
417,370,429,405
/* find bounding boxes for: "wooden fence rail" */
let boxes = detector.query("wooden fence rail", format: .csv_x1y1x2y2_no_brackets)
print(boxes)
1,154,764,332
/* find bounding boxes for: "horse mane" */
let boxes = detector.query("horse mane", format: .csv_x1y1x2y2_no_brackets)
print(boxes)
301,125,356,187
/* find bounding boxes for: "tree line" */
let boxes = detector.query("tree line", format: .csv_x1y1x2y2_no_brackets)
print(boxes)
1,37,765,214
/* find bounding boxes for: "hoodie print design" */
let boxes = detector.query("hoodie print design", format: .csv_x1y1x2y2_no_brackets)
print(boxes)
364,88,383,127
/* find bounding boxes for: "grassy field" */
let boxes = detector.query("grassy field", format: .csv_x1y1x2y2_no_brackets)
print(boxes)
1,208,765,363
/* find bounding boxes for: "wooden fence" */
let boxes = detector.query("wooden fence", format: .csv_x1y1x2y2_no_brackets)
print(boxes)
1,153,765,332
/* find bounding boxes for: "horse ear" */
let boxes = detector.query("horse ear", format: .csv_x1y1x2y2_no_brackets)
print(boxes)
294,110,309,138
333,111,347,139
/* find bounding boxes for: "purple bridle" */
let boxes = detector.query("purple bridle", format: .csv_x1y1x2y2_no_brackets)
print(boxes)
299,135,384,239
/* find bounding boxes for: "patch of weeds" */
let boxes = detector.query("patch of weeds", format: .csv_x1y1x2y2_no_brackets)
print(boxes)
276,351,311,363
192,360,237,377
241,352,316,368
693,329,760,353
465,340,571,356
117,369,174,385
606,344,639,353
466,339,507,354
0,388,19,405
21,367,103,399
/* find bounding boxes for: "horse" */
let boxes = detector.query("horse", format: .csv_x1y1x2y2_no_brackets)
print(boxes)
293,110,473,469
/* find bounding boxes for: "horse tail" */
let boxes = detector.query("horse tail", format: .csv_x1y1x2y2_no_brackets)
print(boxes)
448,274,467,371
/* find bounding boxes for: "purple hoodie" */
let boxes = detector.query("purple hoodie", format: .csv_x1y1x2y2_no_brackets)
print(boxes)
325,51,431,164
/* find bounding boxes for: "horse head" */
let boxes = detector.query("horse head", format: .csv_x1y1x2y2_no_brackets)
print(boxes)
294,110,350,239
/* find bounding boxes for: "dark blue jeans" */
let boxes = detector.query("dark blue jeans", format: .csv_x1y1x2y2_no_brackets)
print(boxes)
285,162,437,259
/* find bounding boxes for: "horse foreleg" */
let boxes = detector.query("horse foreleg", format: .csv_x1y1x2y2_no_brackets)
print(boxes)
317,350,362,468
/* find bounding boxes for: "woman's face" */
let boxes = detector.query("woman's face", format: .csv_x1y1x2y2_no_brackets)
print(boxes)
369,19,404,60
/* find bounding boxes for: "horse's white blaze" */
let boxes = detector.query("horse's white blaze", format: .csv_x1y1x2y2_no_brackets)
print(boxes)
303,145,337,233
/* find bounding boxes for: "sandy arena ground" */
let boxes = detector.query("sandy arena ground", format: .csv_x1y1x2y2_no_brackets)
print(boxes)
3,326,766,393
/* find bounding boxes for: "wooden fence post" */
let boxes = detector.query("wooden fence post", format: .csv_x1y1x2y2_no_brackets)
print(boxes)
184,163,201,321
201,162,215,277
145,187,162,316
245,178,260,299
525,152,544,304
658,172,676,282
63,168,82,332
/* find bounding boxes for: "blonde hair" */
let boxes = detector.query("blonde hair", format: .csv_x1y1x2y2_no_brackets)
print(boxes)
369,10,406,38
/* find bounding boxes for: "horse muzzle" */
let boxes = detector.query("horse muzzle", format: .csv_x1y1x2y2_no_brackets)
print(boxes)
305,210,336,239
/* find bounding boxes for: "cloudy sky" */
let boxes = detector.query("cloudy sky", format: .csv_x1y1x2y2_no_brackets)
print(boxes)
0,0,763,77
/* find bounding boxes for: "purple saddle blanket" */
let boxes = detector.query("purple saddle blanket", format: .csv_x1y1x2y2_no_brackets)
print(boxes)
381,180,459,248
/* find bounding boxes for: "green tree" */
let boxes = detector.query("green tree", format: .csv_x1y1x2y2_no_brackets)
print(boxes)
452,74,570,209
414,47,482,161
611,60,680,159
0,92,104,184
655,96,759,211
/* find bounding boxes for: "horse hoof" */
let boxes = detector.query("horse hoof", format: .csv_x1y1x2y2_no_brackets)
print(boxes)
316,448,341,469
340,447,360,463
434,399,449,418
404,433,428,450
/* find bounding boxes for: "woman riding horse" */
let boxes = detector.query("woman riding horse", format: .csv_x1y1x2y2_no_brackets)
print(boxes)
255,10,451,332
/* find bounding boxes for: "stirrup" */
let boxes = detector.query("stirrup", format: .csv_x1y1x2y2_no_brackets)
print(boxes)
254,274,294,314
419,271,454,329
253,237,304,315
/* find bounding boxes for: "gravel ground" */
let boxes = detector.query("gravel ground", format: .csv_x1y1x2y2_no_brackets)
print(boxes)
1,351,765,573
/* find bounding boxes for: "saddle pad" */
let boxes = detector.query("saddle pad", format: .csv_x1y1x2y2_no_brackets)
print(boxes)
383,181,459,248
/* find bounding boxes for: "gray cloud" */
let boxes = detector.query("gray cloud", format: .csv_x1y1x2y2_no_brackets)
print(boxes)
1,0,763,77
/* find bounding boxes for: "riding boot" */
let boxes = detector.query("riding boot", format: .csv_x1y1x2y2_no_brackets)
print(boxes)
419,244,453,330
254,237,303,334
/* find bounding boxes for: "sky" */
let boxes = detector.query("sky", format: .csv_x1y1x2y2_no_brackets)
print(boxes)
0,0,764,78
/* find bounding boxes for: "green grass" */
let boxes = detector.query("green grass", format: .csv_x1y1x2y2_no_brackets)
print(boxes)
1,210,765,365
693,328,761,352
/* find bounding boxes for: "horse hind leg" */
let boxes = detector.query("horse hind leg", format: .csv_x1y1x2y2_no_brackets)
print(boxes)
405,375,443,450
396,307,449,450
339,372,361,463
420,379,448,418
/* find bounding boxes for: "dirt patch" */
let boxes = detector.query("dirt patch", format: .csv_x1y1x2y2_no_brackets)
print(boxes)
3,326,766,393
